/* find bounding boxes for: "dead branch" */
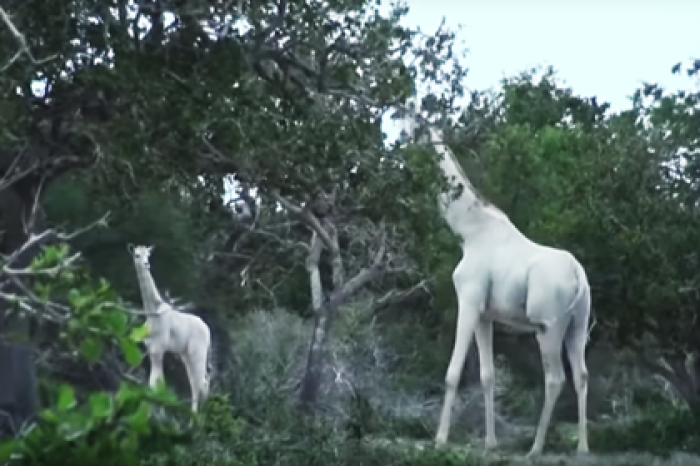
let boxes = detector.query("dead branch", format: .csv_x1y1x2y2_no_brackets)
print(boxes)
246,225,309,252
375,278,432,306
2,211,110,269
0,211,112,325
0,7,58,72
273,192,336,251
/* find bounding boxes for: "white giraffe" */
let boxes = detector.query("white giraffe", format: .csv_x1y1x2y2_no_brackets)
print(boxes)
128,244,212,412
402,108,591,456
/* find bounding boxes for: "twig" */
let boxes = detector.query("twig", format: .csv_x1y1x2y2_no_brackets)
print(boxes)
0,7,58,72
272,192,335,251
0,211,112,325
4,252,81,276
23,174,46,234
376,278,431,306
0,291,70,322
1,211,110,268
247,226,309,252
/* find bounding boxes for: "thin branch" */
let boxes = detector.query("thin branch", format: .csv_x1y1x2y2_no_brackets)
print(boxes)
0,7,58,72
272,192,335,251
247,226,309,252
4,253,80,276
23,174,46,234
375,278,431,306
2,212,110,268
0,212,112,326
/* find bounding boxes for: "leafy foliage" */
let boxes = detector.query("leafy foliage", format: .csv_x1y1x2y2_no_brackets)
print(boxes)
0,245,189,466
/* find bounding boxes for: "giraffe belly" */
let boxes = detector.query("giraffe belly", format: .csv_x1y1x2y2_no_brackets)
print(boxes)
483,307,543,333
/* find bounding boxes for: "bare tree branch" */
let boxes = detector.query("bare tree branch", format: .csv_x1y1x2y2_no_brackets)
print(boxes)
272,192,336,251
2,211,110,268
375,278,431,306
0,211,112,325
0,7,58,72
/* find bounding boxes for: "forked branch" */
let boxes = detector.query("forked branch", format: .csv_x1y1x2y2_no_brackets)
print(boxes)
0,7,58,72
0,211,112,324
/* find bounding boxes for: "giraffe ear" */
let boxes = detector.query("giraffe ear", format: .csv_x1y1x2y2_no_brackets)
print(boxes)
147,246,154,253
127,243,134,253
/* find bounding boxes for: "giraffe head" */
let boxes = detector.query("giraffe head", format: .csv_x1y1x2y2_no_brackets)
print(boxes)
127,244,153,269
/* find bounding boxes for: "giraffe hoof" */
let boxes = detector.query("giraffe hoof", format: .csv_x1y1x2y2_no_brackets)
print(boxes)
526,448,542,458
484,439,498,450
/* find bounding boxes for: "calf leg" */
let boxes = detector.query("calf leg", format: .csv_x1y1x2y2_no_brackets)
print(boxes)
181,355,198,412
183,343,209,413
148,351,164,389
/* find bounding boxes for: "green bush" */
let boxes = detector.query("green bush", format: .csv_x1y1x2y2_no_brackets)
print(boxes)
590,404,700,455
0,382,186,466
0,244,189,466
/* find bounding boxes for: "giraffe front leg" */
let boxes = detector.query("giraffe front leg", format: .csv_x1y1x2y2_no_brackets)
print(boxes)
436,298,480,447
148,351,164,389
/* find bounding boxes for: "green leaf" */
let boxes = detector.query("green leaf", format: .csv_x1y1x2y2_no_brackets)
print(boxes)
0,439,17,462
116,382,139,406
58,413,92,441
80,337,104,363
120,338,143,367
68,289,83,309
671,62,681,74
129,324,150,342
89,392,114,419
68,288,80,307
128,401,152,434
57,384,76,411
104,311,128,335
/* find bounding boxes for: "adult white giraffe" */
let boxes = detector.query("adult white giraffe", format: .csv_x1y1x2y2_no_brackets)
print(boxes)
402,108,591,456
128,244,212,412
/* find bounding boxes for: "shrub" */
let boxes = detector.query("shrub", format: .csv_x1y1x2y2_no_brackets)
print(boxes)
590,404,700,455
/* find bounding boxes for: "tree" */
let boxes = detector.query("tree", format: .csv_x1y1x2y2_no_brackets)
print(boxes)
0,0,469,414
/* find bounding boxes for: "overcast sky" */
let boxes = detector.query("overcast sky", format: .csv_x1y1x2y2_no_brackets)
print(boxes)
381,0,700,142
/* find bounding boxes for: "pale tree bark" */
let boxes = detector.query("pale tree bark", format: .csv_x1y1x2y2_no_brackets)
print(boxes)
272,192,395,409
298,222,387,408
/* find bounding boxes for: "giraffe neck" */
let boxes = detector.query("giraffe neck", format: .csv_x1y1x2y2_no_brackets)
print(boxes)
134,262,164,314
426,127,501,241
401,108,509,243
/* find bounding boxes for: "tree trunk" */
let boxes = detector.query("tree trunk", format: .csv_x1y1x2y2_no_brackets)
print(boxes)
0,183,41,438
299,231,325,408
299,225,385,409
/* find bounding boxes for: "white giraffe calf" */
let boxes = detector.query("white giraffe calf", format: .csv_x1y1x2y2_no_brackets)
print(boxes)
128,244,211,412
